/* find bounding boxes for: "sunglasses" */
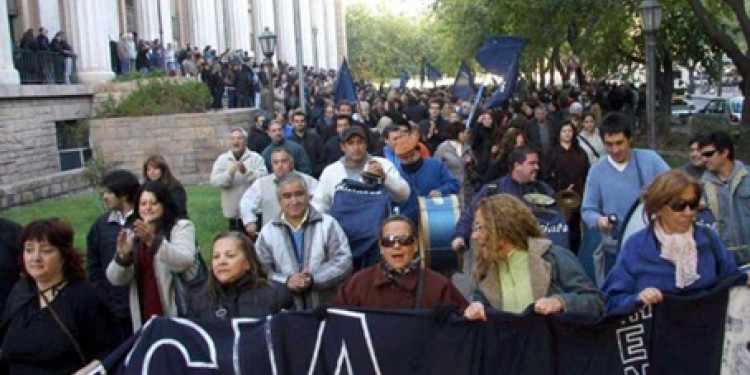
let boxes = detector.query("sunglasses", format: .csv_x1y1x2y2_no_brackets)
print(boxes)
667,198,700,212
701,150,717,158
380,234,416,247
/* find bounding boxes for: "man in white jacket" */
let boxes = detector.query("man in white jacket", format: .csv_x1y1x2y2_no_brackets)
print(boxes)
312,126,410,213
210,127,268,232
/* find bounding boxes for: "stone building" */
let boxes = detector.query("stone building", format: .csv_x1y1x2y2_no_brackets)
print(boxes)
0,0,347,209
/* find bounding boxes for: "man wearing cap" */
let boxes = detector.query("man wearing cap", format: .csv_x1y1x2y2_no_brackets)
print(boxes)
312,126,410,213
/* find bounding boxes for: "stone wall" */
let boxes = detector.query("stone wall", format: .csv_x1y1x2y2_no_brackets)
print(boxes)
0,85,94,209
88,108,257,184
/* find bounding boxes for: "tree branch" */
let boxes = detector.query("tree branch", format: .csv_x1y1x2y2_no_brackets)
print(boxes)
684,0,750,73
725,0,750,48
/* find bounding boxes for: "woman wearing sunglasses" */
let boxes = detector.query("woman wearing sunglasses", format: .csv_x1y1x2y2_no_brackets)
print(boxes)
602,170,749,314
330,215,468,311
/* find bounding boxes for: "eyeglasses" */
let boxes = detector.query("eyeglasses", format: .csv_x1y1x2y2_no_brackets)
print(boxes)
472,222,485,231
667,198,700,212
380,234,416,247
701,150,717,158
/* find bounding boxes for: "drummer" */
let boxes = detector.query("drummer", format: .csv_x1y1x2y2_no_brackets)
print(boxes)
394,124,460,224
330,214,469,312
452,146,554,252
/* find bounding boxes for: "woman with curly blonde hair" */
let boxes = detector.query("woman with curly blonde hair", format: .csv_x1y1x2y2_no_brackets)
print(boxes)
462,194,603,321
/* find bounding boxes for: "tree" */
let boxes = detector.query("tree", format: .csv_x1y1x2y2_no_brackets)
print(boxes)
345,4,443,83
684,0,749,129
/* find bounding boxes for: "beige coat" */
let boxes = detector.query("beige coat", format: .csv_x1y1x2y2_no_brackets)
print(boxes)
210,149,268,219
106,219,197,330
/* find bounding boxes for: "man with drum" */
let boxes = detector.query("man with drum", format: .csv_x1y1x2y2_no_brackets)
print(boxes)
312,126,410,214
452,145,553,252
393,124,460,225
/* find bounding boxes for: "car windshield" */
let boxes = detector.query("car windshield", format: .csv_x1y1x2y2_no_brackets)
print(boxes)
731,100,743,113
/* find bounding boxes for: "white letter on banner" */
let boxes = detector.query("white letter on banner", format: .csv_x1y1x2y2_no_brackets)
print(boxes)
306,309,382,375
141,318,219,374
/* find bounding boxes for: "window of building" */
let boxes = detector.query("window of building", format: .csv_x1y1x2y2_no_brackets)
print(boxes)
55,119,91,171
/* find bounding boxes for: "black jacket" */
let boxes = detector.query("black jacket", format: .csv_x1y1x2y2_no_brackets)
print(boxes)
86,212,135,319
0,219,22,315
189,277,292,319
248,127,272,154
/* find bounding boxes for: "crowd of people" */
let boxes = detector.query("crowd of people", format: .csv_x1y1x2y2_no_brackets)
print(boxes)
1,62,750,373
15,27,75,84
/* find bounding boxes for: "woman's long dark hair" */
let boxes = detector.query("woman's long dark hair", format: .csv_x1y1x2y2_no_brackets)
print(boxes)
136,181,181,233
143,155,179,187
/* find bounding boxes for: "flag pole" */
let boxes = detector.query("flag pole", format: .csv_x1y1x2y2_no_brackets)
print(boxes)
465,73,488,129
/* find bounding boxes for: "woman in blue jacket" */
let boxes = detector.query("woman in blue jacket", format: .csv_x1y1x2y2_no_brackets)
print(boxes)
602,170,749,314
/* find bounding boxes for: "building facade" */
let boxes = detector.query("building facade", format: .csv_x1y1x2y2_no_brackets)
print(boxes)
0,0,347,209
3,0,347,85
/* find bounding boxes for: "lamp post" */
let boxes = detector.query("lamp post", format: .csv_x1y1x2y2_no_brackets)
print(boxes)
259,27,277,118
638,0,663,150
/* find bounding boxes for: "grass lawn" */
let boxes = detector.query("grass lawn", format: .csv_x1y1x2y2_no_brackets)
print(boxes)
0,185,224,259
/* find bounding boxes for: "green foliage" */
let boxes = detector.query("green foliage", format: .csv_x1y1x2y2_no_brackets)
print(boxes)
96,79,211,118
114,70,166,82
0,185,224,260
346,4,445,82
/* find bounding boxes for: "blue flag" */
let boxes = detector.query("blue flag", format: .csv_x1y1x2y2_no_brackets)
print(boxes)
476,36,527,108
399,69,409,89
334,58,357,104
426,62,442,83
451,60,475,100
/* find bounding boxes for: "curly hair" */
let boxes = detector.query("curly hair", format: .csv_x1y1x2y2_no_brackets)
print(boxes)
473,194,542,282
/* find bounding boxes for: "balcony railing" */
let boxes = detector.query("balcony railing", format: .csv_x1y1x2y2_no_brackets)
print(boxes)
12,49,79,84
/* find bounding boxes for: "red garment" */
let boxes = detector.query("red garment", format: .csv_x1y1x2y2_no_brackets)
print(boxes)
417,142,431,158
136,242,164,322
330,262,468,311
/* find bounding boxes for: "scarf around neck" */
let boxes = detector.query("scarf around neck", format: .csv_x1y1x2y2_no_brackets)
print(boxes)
654,222,700,289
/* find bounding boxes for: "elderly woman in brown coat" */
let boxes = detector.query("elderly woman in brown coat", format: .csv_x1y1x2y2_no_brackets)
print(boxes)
330,215,468,311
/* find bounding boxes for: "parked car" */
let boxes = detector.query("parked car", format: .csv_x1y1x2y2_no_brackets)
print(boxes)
670,98,695,124
689,96,743,127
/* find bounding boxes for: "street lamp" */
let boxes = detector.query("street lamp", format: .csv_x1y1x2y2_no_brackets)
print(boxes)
638,0,663,150
258,28,277,117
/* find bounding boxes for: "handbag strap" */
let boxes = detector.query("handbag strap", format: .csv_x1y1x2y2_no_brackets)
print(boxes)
39,286,87,367
577,134,600,159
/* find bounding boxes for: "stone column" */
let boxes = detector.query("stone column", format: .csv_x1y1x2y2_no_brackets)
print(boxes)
214,0,226,52
224,0,250,52
0,0,19,84
186,0,218,51
135,0,173,44
323,0,336,69
252,0,275,61
62,0,115,83
299,0,313,66
277,0,296,64
333,0,346,62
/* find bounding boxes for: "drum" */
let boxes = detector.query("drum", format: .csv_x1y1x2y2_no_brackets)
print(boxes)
418,195,460,274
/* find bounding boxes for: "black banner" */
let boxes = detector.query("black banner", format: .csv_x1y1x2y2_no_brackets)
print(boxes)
93,275,748,375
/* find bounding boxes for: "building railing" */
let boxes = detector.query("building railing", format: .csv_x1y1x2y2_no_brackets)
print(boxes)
12,49,78,84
